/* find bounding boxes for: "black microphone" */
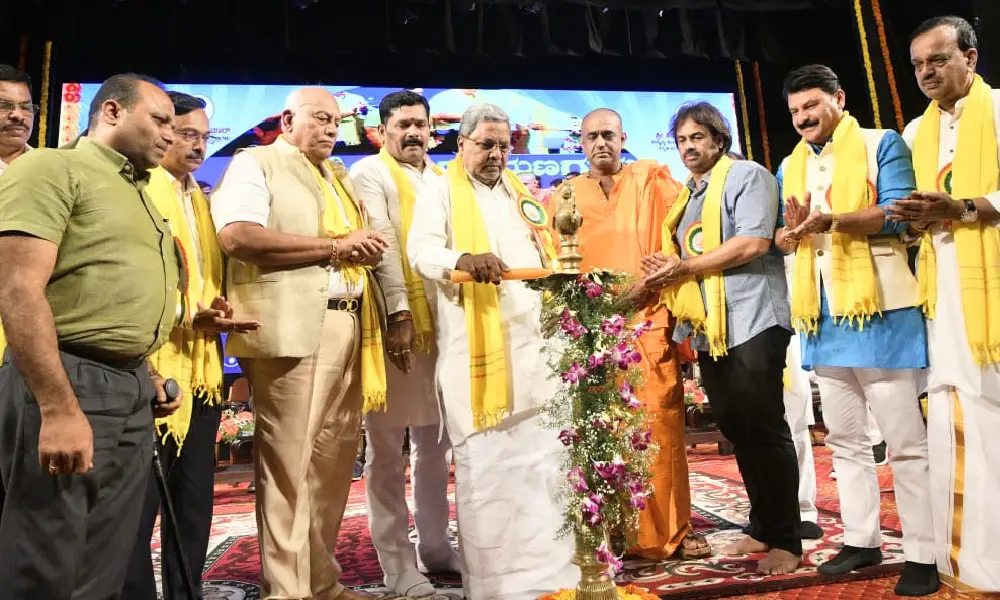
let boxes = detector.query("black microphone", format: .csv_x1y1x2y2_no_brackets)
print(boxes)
163,378,181,401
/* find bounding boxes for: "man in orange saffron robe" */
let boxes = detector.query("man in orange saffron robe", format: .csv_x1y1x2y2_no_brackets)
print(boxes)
554,108,709,560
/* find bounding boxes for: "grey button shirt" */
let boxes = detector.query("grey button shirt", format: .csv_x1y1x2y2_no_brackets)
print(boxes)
671,159,792,352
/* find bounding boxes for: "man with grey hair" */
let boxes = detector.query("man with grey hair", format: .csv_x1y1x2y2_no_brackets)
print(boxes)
210,87,388,600
408,103,578,599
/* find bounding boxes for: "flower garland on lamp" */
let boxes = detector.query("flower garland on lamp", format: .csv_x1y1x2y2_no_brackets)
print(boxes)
734,61,755,162
37,41,53,148
870,0,905,132
528,186,658,600
751,61,772,172
852,0,883,129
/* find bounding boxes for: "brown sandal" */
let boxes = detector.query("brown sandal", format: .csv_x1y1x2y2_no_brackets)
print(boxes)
676,532,712,560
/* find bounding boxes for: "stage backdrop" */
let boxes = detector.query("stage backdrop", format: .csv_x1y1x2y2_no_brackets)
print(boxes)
57,83,739,374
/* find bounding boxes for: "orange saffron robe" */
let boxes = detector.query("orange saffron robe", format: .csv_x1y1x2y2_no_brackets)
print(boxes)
556,160,692,558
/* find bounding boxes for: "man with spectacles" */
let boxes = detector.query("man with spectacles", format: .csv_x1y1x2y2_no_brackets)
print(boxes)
211,87,389,600
407,103,578,599
121,91,261,600
0,64,35,176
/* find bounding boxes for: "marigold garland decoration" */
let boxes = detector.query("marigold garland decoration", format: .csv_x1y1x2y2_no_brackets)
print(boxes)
751,61,772,172
870,0,905,132
37,40,53,148
539,584,660,600
734,61,755,162
852,0,882,129
527,271,657,579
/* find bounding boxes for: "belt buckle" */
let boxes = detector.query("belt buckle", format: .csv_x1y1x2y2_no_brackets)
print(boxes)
336,298,358,312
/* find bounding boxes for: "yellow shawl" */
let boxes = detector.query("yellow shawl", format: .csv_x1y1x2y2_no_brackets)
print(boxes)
309,162,388,412
377,147,442,353
658,154,734,358
146,167,224,451
912,75,1000,366
447,157,557,430
783,113,881,334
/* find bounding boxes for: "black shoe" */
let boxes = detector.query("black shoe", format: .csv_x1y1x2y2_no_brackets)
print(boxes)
798,521,824,539
873,441,888,465
352,460,364,481
894,561,940,596
817,545,883,576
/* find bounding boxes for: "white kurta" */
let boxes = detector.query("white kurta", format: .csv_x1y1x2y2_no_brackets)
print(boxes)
349,154,455,590
902,89,1000,592
407,170,578,599
350,154,444,429
782,255,818,524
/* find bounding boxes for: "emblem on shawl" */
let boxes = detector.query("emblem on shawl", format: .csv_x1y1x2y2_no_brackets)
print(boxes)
937,163,953,194
683,221,703,256
518,194,548,229
823,178,877,209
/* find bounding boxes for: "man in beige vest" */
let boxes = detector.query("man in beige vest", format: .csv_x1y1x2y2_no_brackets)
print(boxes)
776,65,936,595
211,87,389,600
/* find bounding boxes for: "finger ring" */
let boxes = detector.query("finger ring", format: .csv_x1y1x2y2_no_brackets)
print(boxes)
48,463,58,474
388,351,400,356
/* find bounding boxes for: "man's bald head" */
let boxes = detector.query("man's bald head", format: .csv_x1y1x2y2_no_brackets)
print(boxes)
582,108,623,134
581,108,626,175
281,86,342,165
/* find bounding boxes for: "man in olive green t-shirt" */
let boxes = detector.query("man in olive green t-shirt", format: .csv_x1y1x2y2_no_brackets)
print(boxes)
0,73,184,600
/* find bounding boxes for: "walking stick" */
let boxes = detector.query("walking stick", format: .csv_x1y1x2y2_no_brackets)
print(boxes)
152,378,199,600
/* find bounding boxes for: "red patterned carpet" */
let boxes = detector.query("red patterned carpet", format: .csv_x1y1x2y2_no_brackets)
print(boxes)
156,445,982,599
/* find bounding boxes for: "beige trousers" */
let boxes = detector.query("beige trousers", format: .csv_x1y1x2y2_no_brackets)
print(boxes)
242,310,362,600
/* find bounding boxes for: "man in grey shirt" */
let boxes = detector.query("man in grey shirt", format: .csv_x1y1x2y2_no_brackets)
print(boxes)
642,102,800,576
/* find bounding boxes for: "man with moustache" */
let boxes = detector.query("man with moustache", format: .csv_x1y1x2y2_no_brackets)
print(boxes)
775,64,937,595
211,86,389,600
0,73,182,599
887,16,1000,593
349,90,460,597
0,65,38,357
555,108,709,561
122,91,261,600
0,64,34,175
642,102,800,575
407,103,577,599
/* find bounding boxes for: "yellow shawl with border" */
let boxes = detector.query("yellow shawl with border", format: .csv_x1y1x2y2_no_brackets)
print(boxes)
658,155,733,358
912,74,1000,366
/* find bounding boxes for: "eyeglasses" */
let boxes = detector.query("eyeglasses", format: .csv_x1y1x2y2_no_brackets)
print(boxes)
174,129,222,144
0,100,39,116
465,137,511,154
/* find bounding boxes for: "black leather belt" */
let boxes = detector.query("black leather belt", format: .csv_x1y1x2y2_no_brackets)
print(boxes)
327,298,360,312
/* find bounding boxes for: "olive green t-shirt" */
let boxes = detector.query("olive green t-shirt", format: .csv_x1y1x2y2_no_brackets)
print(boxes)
0,136,181,360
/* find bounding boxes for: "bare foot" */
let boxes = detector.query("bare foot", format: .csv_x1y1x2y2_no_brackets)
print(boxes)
721,536,769,556
757,548,801,575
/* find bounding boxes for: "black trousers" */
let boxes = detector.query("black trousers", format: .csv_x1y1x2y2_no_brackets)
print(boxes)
121,397,222,600
698,325,803,556
0,350,154,600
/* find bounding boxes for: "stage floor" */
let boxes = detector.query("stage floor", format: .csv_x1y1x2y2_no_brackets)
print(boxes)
155,445,980,599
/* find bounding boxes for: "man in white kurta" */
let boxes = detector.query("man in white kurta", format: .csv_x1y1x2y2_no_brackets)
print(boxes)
407,103,578,600
891,16,1000,593
349,91,459,598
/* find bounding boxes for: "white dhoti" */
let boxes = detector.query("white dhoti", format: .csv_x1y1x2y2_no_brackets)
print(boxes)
926,387,1000,591
814,367,934,563
364,350,454,587
784,335,818,523
452,412,578,600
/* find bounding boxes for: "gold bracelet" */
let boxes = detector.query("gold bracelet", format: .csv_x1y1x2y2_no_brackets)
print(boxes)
329,238,341,269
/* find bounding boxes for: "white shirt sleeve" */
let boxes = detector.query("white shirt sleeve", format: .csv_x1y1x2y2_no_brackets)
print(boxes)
351,161,410,314
210,153,271,232
407,177,466,281
901,117,919,152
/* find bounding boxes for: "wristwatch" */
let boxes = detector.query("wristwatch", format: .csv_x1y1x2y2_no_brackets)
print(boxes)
959,199,979,223
828,214,841,233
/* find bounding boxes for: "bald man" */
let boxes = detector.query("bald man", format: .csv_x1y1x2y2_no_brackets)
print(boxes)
552,108,708,560
211,87,389,600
